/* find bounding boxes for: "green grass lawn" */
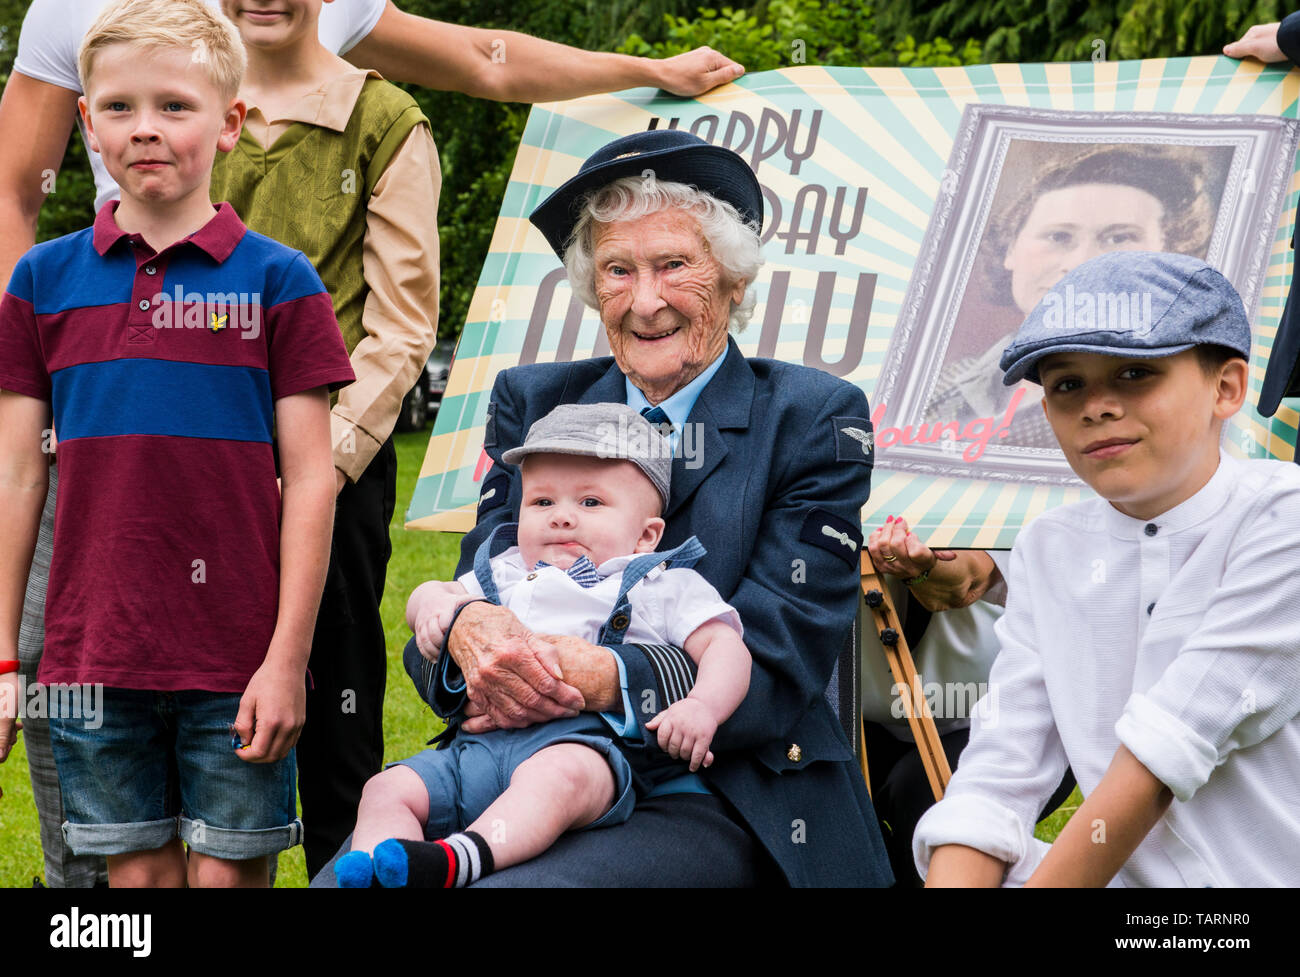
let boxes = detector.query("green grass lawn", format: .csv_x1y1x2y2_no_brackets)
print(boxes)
0,428,1075,886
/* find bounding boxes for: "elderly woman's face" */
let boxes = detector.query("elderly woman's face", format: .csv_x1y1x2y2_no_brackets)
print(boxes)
1003,182,1166,313
592,208,745,402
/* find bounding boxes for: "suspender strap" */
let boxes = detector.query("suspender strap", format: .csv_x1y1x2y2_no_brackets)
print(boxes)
470,523,519,603
597,535,707,644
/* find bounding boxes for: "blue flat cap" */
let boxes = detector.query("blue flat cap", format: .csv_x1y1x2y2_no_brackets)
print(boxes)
999,251,1252,385
528,129,763,260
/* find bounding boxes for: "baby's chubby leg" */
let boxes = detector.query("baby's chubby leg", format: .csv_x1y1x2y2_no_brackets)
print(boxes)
469,743,616,865
336,766,430,887
375,743,616,887
351,765,431,853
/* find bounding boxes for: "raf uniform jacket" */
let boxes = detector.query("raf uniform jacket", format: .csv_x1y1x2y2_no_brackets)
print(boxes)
458,337,893,887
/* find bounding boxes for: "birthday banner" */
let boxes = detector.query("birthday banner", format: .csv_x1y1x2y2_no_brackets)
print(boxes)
409,57,1300,548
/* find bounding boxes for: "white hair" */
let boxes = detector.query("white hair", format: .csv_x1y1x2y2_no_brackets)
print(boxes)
563,177,764,331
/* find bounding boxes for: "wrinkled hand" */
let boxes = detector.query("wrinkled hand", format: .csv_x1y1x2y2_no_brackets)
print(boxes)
644,697,717,771
449,602,584,732
867,514,955,581
1223,22,1285,62
460,697,496,734
233,659,306,764
0,673,22,798
656,45,744,96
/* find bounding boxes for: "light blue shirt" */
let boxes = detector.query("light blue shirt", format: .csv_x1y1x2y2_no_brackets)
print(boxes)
613,349,729,797
624,348,728,457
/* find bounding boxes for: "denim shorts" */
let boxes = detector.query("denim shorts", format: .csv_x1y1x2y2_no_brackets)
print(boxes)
393,716,637,838
49,688,302,859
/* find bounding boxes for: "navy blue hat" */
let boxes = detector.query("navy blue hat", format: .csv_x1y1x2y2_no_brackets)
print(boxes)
528,129,763,259
999,251,1252,386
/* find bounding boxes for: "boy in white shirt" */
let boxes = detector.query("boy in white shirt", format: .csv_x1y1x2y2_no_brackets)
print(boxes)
335,403,751,887
916,250,1300,887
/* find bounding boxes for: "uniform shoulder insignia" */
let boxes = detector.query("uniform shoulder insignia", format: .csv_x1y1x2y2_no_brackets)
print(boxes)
832,415,874,465
799,508,864,567
477,469,510,518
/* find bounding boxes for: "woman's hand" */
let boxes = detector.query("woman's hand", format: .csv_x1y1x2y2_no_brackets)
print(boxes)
868,514,956,583
447,602,586,731
867,516,1001,612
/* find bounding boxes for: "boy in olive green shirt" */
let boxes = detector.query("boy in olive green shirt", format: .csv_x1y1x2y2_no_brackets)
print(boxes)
211,0,441,878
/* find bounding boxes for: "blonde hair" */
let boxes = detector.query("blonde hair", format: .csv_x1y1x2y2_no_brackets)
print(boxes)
79,0,246,99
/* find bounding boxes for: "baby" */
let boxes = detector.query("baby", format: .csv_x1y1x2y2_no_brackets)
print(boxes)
336,403,751,887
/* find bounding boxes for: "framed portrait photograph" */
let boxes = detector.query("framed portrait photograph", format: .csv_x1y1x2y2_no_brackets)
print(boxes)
874,103,1300,484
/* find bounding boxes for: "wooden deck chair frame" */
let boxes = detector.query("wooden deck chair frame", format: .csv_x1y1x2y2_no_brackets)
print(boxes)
856,554,952,802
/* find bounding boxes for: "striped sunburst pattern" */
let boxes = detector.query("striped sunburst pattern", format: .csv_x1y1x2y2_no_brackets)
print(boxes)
409,57,1300,548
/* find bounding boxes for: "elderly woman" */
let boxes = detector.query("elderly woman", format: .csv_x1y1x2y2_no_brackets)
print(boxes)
315,129,892,887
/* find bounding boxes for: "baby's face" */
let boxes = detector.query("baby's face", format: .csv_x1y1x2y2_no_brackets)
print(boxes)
516,454,664,570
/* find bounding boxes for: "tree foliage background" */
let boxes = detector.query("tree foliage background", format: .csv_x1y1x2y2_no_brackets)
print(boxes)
0,0,1292,337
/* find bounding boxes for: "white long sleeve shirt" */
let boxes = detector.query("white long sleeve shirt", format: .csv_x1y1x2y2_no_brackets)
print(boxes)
913,451,1300,887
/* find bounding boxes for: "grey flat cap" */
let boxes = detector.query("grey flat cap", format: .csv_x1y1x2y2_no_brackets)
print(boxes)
999,251,1252,386
501,402,673,509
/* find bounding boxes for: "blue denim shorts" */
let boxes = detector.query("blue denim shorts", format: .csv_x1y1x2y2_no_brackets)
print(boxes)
393,717,637,838
49,688,302,859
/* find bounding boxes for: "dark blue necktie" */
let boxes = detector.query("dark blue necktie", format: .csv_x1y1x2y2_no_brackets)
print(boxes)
640,405,674,437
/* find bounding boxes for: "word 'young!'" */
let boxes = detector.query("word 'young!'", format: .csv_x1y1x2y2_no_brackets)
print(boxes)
874,388,1027,463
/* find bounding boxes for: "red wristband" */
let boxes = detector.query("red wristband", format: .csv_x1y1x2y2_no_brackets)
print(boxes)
0,660,20,675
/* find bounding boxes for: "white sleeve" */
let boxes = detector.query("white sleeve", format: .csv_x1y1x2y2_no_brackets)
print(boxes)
911,539,1069,883
456,569,485,599
1115,474,1300,802
323,0,387,55
653,568,743,650
456,548,528,603
12,0,90,92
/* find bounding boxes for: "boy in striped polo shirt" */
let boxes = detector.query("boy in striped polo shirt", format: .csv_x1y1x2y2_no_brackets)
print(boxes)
0,0,354,887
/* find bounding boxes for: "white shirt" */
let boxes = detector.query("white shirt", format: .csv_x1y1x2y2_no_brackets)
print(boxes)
459,547,743,649
14,0,387,209
913,451,1300,887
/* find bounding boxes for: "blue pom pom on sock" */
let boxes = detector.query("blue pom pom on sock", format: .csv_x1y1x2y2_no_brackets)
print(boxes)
335,850,375,888
373,838,411,888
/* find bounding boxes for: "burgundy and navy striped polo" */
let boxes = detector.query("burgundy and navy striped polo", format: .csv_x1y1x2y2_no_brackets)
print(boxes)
0,202,355,691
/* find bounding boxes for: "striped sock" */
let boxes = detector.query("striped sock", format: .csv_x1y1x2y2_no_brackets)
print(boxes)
372,831,495,888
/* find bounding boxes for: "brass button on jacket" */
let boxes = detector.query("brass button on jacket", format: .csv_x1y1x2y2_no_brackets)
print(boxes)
787,744,802,763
